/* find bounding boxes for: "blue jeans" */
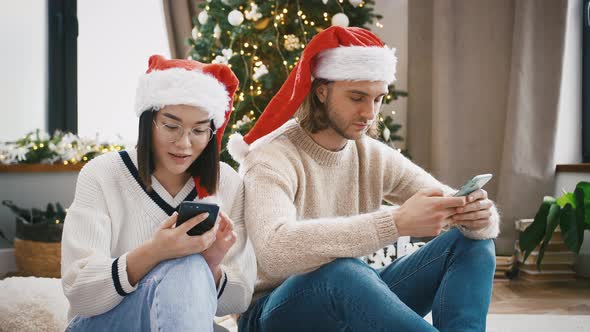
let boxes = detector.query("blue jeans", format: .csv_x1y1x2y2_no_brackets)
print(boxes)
66,254,218,332
239,228,495,332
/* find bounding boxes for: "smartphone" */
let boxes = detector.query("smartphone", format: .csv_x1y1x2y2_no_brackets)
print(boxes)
176,201,220,236
453,174,493,197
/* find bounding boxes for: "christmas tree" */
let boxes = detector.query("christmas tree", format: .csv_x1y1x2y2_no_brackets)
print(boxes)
189,0,407,167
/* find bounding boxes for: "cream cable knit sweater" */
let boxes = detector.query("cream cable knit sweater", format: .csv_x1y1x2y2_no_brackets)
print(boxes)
241,120,500,298
61,149,256,321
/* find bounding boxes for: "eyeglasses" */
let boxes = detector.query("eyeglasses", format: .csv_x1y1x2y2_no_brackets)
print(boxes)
153,120,214,144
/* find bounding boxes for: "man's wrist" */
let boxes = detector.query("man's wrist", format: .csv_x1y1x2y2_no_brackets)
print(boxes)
392,208,407,236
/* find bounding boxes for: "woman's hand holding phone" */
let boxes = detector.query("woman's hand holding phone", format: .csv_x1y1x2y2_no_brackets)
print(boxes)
202,212,236,268
126,212,219,286
149,211,219,261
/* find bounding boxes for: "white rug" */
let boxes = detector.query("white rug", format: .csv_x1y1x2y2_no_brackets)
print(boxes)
222,313,590,332
485,314,590,332
423,313,590,332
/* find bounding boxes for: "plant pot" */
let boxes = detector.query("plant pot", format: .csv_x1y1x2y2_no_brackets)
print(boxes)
15,216,63,242
13,238,61,278
12,216,63,277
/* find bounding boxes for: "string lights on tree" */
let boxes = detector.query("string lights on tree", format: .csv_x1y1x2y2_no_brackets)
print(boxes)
189,0,408,167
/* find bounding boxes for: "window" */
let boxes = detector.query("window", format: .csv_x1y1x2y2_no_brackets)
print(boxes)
584,0,590,162
48,0,78,133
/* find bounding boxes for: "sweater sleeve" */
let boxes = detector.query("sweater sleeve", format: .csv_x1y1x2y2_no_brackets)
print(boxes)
215,165,257,316
61,163,137,317
381,146,455,204
381,145,500,240
243,163,400,280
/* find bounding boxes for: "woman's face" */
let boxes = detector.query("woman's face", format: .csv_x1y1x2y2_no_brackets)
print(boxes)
151,105,213,177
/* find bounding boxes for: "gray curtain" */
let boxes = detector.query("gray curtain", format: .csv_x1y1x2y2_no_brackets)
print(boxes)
162,0,201,59
408,0,569,254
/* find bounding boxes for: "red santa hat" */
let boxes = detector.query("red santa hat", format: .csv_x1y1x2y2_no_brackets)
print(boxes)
135,55,239,198
135,55,238,151
228,26,396,163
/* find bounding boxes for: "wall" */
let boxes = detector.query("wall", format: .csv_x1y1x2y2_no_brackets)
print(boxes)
77,0,171,145
0,1,47,141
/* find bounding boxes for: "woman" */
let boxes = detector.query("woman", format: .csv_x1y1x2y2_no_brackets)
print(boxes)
61,55,256,331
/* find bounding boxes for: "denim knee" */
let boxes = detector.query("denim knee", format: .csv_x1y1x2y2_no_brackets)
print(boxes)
144,254,213,286
315,258,378,292
473,238,496,270
167,254,212,280
319,258,372,275
453,231,496,270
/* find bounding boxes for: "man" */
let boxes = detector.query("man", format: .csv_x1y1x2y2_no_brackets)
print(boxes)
229,26,500,331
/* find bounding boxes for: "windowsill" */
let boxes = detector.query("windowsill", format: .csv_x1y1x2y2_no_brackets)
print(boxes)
556,163,590,173
0,163,85,173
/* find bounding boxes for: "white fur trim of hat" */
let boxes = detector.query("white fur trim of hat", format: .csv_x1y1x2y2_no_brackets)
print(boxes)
313,46,397,84
134,68,229,130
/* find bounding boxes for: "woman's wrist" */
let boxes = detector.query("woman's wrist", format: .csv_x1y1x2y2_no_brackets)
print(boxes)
126,241,164,286
141,239,162,262
209,264,223,287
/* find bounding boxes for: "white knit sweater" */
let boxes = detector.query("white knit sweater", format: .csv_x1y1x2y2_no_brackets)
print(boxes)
61,149,256,321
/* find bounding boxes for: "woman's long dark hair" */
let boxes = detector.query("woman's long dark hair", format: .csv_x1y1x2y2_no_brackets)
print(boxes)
137,110,219,195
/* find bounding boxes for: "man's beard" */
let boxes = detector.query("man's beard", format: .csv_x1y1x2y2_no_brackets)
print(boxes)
324,103,370,141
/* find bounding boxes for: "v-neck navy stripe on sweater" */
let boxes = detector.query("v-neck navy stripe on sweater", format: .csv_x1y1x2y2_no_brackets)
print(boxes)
118,150,197,216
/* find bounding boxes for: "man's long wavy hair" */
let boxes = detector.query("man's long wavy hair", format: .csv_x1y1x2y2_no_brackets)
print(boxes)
295,79,379,138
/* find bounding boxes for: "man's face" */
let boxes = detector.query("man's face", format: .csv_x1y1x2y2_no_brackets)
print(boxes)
318,80,388,140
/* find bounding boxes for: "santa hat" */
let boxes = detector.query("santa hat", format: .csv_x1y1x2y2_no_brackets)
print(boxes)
228,26,396,163
135,55,238,149
135,55,239,198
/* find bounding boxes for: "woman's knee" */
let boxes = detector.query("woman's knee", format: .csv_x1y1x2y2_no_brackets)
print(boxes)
146,254,213,286
168,254,212,280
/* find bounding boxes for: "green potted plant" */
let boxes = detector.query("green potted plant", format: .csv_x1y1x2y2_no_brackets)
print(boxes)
519,181,590,270
1,200,66,277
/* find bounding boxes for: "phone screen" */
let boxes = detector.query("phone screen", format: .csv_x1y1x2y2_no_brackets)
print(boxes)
453,174,493,197
176,202,220,236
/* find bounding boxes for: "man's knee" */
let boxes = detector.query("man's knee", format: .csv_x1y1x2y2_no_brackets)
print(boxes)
455,232,496,269
472,238,496,268
319,258,372,276
312,258,379,293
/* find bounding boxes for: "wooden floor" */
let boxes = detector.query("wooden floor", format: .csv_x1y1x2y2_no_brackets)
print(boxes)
490,278,590,315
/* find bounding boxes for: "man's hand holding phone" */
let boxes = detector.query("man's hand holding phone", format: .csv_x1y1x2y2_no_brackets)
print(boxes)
451,189,495,231
450,174,495,231
394,174,497,236
393,188,467,237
